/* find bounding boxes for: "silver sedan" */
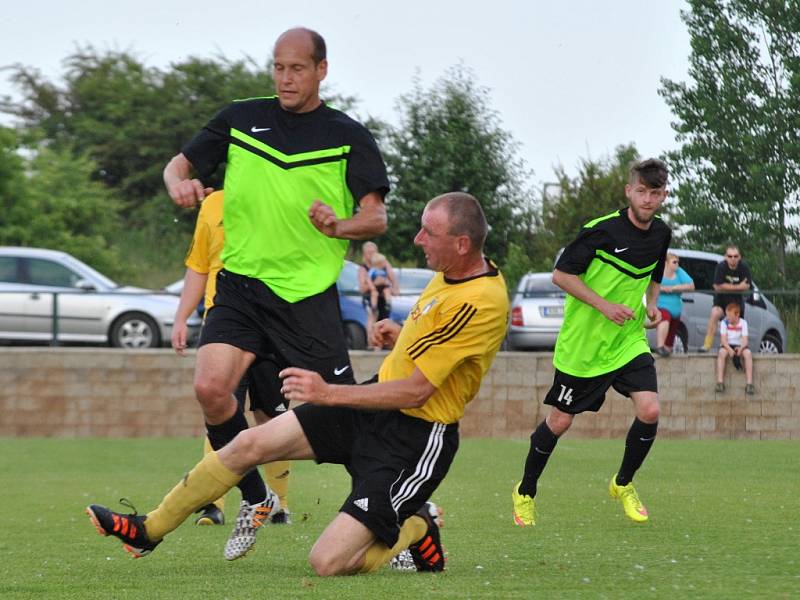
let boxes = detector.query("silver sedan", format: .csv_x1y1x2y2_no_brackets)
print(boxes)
507,272,565,350
0,247,201,348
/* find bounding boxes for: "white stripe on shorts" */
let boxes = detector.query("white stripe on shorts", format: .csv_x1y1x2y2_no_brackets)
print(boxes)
390,422,446,515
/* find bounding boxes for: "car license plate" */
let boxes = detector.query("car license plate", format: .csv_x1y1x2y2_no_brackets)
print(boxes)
541,306,563,317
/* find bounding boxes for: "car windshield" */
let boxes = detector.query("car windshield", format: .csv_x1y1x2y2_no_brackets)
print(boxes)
337,261,361,294
396,269,435,294
522,276,565,298
62,255,119,289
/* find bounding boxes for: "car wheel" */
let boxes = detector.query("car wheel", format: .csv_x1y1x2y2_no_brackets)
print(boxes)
759,332,783,354
672,325,688,354
344,321,367,350
110,312,160,349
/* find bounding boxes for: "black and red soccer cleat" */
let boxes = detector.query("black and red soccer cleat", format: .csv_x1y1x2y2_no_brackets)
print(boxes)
86,500,161,558
408,501,446,572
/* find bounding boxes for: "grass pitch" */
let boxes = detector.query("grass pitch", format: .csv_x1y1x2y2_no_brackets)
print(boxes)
1,437,797,599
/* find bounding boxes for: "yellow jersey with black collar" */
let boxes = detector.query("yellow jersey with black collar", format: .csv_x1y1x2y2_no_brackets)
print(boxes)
379,260,509,424
184,190,225,310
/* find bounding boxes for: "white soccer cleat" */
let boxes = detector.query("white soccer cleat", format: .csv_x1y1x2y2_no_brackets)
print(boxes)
224,489,279,560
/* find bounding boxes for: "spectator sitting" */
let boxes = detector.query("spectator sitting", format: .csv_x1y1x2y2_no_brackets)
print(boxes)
653,252,694,356
701,245,752,352
368,252,398,321
715,303,755,395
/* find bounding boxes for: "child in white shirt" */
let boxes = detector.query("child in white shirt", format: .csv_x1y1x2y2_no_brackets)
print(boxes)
715,302,754,395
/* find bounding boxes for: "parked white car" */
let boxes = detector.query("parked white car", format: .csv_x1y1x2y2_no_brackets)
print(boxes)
0,247,201,348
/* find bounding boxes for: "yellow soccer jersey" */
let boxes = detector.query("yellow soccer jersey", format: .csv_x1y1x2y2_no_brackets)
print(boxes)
379,262,509,424
184,191,225,310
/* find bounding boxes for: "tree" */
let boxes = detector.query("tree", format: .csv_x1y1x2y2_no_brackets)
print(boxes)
381,65,533,266
0,137,124,278
659,0,800,286
1,48,276,224
530,144,645,271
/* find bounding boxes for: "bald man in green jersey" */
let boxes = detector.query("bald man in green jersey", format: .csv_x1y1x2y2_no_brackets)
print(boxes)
143,28,387,561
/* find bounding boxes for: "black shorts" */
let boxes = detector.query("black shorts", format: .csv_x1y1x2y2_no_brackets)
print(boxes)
245,359,290,418
293,403,459,547
544,353,657,414
200,270,355,389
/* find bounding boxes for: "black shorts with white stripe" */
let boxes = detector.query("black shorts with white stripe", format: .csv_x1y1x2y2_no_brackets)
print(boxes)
292,403,459,547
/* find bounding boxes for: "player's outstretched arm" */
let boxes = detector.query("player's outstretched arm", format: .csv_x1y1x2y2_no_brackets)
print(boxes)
279,366,435,410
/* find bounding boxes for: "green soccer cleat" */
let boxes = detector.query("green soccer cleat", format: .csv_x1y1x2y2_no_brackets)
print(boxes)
512,482,536,527
608,474,649,522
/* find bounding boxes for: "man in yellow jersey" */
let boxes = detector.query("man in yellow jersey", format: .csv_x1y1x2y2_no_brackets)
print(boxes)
86,192,509,575
171,190,292,526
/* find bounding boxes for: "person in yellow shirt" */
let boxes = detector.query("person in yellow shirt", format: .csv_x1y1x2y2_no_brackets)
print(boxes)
87,191,508,575
171,190,292,526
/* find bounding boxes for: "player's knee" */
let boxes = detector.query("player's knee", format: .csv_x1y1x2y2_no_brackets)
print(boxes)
638,400,660,423
308,549,343,577
230,428,265,467
194,375,230,407
546,410,573,435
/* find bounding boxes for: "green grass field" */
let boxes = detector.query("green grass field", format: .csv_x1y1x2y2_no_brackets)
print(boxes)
1,438,797,599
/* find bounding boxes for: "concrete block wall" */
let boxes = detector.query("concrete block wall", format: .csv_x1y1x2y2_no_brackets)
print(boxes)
1,348,798,439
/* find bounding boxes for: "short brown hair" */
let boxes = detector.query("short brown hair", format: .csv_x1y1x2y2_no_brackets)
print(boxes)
428,192,488,252
629,158,668,188
725,303,741,316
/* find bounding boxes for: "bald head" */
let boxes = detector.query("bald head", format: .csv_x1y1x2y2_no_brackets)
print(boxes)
274,27,326,65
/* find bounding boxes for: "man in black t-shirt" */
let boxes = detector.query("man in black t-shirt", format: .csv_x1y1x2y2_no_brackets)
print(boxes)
701,245,752,351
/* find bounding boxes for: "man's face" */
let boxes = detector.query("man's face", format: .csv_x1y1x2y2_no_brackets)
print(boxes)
624,178,667,226
272,33,327,113
414,205,456,272
725,248,741,270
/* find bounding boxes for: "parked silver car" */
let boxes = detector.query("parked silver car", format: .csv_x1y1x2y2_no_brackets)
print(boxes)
508,249,787,354
660,249,787,353
0,247,201,348
507,272,565,350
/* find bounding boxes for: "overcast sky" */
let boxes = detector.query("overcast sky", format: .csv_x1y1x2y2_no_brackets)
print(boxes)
1,0,691,188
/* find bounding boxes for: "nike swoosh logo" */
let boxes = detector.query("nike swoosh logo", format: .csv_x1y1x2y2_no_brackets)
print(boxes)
251,126,271,133
614,247,628,253
334,366,350,376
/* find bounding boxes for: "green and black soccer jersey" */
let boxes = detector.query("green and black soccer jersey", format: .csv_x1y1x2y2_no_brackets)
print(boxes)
182,96,389,303
553,208,671,377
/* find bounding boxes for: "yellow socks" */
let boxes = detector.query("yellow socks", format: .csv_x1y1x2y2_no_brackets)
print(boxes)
263,461,291,511
145,451,241,541
359,515,427,573
203,437,226,512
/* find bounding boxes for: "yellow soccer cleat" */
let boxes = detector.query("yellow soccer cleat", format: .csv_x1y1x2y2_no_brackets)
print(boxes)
608,474,649,522
512,482,536,527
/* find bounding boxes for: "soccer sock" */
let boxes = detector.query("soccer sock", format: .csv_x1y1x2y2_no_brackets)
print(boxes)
263,461,291,510
518,420,560,498
359,515,427,573
206,409,267,504
145,451,242,541
616,418,658,486
202,436,225,511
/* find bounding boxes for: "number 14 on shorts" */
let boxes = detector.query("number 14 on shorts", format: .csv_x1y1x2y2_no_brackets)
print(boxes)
557,385,574,405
